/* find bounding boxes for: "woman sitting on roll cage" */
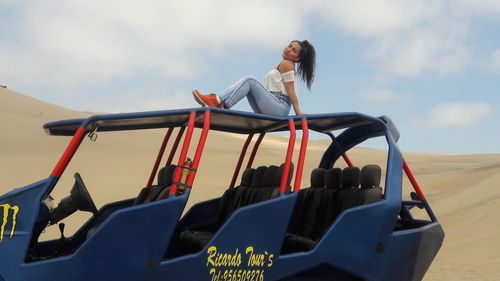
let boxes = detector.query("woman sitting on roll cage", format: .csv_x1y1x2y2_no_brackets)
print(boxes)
192,40,316,116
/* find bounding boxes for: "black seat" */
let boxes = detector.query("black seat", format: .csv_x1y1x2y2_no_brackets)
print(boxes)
219,167,255,221
133,189,150,206
282,165,317,238
277,163,295,190
311,168,326,188
360,164,383,204
336,167,361,212
298,168,326,238
145,165,176,203
284,167,360,254
179,167,260,254
316,167,342,237
240,165,274,203
252,165,280,202
185,168,255,233
281,168,326,254
133,165,175,206
325,167,342,190
282,166,383,255
260,162,294,199
318,166,382,240
180,164,291,255
156,165,188,200
228,165,266,209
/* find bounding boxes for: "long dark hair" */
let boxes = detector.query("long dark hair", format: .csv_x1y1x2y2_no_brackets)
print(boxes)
294,40,316,90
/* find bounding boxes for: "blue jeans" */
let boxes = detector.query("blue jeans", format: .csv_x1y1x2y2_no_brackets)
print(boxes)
218,76,291,116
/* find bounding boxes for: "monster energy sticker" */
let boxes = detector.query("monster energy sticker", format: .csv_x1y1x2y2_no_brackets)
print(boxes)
0,203,19,243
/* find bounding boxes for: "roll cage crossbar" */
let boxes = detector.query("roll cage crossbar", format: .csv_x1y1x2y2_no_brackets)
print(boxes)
44,108,436,221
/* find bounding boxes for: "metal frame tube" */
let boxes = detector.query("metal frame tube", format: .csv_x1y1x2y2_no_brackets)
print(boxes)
402,159,437,221
146,127,173,187
170,112,196,195
342,154,354,167
245,133,265,169
51,127,86,178
403,160,426,200
280,120,296,193
230,134,254,188
166,127,186,166
185,111,211,189
293,119,309,191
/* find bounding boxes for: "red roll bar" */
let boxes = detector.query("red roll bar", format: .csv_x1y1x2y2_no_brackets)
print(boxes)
342,154,354,167
51,127,86,178
245,133,265,169
185,111,211,189
279,120,296,193
166,127,186,166
146,127,174,187
170,112,196,195
403,159,426,200
230,134,254,188
293,119,309,191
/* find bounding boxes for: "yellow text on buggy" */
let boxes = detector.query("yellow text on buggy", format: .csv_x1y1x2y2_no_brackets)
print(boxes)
0,203,20,243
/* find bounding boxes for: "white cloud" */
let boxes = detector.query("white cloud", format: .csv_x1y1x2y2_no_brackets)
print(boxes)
455,0,500,15
310,0,481,77
490,48,500,72
312,0,432,37
0,0,303,90
358,89,411,103
378,27,472,77
366,4,473,76
1,0,499,107
427,101,493,128
75,88,197,113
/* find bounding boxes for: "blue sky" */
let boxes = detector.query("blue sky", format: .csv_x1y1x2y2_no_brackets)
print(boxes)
1,0,499,153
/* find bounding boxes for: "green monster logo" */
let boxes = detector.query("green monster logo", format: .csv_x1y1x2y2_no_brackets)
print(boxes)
0,203,19,243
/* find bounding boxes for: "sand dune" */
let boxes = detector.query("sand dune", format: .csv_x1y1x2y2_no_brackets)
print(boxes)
1,87,499,280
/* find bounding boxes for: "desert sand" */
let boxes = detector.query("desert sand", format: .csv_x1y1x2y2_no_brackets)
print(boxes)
1,87,499,280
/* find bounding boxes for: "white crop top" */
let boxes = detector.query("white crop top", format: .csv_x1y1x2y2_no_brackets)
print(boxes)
263,69,297,97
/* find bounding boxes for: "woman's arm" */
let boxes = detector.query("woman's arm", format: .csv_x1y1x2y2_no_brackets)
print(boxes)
279,60,306,115
284,81,305,115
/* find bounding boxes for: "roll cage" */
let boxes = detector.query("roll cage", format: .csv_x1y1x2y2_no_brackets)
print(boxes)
43,107,435,222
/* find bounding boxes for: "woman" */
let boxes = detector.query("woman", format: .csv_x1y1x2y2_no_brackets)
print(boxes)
192,40,316,116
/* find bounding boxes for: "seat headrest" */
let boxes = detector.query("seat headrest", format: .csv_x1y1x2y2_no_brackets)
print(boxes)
262,165,280,186
251,166,267,187
341,167,360,188
310,168,326,188
325,168,342,189
240,168,255,187
361,165,381,188
276,162,294,187
158,165,176,187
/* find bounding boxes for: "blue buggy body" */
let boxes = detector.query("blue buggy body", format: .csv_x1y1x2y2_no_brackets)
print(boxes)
0,108,444,281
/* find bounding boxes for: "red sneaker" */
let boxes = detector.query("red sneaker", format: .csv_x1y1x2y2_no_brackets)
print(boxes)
192,90,223,108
